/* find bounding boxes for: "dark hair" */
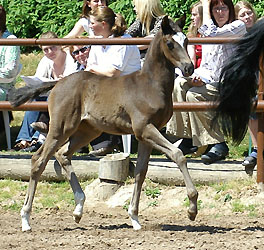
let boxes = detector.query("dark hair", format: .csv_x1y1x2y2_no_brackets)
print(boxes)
210,0,235,26
90,7,127,37
0,5,6,33
81,0,109,18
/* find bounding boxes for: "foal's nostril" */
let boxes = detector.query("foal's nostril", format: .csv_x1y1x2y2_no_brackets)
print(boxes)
184,63,194,76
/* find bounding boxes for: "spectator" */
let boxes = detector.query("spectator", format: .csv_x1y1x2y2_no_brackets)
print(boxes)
65,0,108,38
84,6,141,156
187,1,203,69
0,5,20,147
235,0,257,31
166,0,246,164
13,31,77,152
126,0,165,60
234,1,258,169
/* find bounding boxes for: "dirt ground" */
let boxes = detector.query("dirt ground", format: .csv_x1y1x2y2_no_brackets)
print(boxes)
1,184,264,250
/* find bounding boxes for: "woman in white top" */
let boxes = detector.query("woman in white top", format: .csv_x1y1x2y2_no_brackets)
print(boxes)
86,7,141,77
65,0,108,38
85,6,141,156
14,31,77,151
166,0,247,164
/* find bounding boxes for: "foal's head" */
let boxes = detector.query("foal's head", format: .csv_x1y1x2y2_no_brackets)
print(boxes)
160,16,194,76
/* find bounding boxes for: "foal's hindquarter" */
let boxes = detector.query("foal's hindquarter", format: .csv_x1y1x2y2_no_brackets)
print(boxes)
20,16,198,232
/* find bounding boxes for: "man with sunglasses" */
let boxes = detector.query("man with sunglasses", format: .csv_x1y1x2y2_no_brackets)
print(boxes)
71,45,91,70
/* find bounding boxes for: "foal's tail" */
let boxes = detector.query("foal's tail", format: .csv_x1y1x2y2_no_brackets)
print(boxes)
215,19,264,145
9,81,57,107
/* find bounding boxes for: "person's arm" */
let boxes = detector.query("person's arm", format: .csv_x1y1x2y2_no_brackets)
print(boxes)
34,57,52,79
0,45,20,82
64,19,85,38
87,65,121,77
187,44,197,67
202,0,211,25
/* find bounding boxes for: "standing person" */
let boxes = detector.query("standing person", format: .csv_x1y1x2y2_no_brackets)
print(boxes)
65,0,108,38
187,1,203,69
126,0,165,60
234,1,258,169
0,5,20,101
166,0,246,164
13,31,77,152
84,6,141,156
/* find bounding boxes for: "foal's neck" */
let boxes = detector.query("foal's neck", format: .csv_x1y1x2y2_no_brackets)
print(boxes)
142,35,175,82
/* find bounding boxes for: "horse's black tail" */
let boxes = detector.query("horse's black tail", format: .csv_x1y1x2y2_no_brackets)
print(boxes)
214,19,264,145
8,81,57,107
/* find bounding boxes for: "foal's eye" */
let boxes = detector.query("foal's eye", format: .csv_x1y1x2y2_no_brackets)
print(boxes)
167,41,174,50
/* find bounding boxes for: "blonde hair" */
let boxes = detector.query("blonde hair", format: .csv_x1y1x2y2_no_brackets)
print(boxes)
187,1,203,38
235,1,257,24
90,7,127,37
133,0,165,35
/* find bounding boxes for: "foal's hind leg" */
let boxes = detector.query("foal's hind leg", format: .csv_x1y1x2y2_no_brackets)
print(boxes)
54,124,101,224
21,134,67,232
128,141,152,230
139,124,198,221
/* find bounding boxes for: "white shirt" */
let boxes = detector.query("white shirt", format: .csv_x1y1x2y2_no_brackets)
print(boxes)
77,17,94,37
87,34,141,76
35,51,77,79
193,19,246,83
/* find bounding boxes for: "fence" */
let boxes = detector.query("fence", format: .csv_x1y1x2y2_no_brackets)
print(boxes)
0,36,263,189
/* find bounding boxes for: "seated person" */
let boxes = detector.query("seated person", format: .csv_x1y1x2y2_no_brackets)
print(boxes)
166,0,246,164
187,1,203,69
84,6,141,156
64,0,108,38
13,31,77,152
0,5,20,144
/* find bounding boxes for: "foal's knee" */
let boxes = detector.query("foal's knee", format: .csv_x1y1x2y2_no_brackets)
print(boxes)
170,148,186,166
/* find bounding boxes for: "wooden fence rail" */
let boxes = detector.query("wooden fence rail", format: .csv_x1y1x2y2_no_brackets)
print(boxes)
0,36,263,189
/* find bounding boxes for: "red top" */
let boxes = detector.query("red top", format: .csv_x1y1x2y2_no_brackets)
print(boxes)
195,44,202,68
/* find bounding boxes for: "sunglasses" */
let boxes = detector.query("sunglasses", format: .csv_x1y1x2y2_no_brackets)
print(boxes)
72,45,91,56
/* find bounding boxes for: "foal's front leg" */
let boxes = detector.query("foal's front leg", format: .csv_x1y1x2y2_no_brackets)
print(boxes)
128,141,152,230
140,124,198,221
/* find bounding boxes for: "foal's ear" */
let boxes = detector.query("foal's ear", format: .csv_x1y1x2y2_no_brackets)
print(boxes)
175,14,186,30
161,15,174,35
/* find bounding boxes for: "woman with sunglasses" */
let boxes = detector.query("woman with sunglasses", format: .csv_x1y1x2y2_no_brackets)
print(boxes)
167,0,247,164
65,0,108,38
13,31,77,152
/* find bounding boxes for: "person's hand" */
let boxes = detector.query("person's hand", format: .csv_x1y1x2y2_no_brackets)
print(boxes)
192,76,205,87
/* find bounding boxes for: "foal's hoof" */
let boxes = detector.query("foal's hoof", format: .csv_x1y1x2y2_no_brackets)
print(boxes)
188,209,197,221
73,214,82,223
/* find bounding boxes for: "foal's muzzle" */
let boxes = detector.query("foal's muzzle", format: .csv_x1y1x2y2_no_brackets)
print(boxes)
182,63,194,77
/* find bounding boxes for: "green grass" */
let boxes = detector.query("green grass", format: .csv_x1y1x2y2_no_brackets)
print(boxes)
0,179,94,212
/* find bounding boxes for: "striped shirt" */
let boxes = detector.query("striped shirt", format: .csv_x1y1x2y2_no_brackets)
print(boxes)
193,19,246,83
